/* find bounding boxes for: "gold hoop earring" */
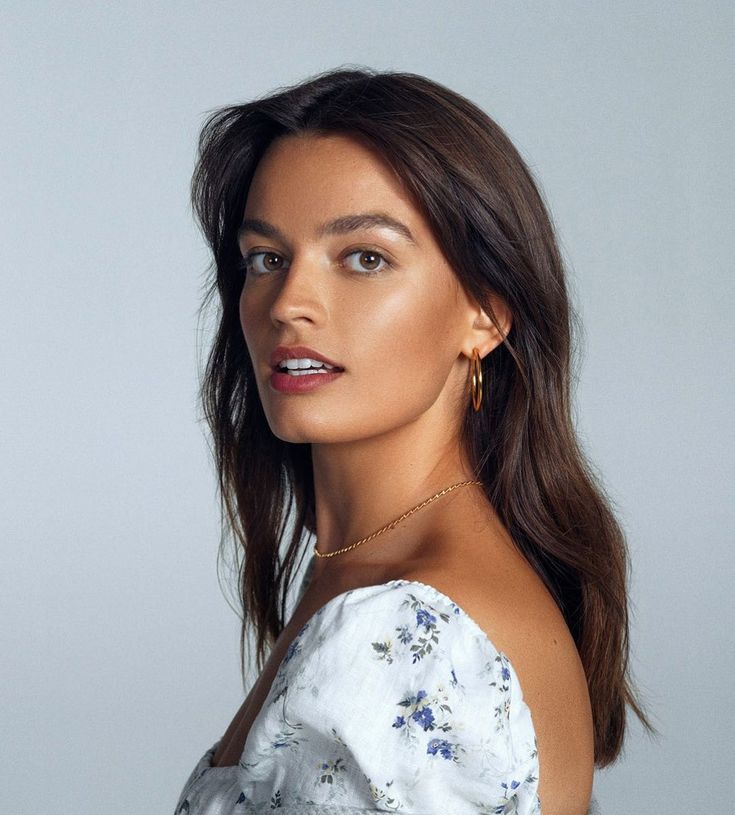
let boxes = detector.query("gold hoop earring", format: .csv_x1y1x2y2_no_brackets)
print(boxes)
470,347,483,412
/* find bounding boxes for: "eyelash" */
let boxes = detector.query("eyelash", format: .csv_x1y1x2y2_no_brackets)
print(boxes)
238,248,393,277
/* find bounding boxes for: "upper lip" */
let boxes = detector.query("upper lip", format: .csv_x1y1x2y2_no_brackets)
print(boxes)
270,345,344,370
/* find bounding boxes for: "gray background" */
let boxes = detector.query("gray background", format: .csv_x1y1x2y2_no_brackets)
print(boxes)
2,1,732,812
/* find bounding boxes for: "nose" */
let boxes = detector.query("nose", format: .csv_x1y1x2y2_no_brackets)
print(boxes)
268,250,328,328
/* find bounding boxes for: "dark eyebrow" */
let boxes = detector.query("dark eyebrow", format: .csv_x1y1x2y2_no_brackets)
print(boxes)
237,212,417,246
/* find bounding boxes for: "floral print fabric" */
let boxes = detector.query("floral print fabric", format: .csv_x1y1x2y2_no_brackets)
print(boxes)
175,574,542,814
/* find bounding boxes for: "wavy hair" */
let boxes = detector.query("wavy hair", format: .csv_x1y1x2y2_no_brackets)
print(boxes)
190,65,656,767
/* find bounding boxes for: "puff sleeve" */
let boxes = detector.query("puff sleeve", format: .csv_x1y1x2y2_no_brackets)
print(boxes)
237,579,542,814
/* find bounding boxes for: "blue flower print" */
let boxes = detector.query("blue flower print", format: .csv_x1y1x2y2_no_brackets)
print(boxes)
411,704,436,731
397,688,432,728
395,682,459,758
493,779,526,814
396,592,451,663
489,654,511,694
488,653,512,735
416,608,437,631
426,737,458,760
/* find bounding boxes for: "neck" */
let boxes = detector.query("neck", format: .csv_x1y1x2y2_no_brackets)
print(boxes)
309,424,478,562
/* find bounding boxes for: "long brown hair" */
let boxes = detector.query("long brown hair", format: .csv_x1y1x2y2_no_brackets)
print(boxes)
190,66,656,767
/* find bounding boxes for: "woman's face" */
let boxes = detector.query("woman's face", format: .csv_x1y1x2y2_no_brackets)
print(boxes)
239,132,481,444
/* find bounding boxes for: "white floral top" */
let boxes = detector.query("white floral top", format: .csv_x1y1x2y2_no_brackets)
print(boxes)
175,560,542,814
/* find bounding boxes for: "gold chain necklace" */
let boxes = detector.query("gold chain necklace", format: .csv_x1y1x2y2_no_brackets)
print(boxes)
312,479,483,559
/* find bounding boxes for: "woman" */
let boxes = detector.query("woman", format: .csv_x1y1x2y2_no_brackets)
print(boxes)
175,67,654,815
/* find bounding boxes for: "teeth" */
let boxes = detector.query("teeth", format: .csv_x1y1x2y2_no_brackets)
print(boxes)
279,357,335,371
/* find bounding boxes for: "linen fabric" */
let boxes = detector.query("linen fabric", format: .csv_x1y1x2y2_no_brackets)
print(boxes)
174,561,542,814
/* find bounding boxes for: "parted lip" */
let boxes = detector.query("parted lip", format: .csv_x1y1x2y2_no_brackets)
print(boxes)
270,345,344,370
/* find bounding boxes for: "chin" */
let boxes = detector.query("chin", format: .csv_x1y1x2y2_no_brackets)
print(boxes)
266,414,375,445
269,426,344,445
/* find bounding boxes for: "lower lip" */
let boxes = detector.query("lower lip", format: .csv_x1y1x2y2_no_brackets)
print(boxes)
270,368,345,393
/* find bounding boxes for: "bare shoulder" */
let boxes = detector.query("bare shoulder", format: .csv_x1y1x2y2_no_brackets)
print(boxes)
406,548,595,815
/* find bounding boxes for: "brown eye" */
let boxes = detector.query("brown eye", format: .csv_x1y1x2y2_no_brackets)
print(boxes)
344,249,390,275
244,251,289,275
359,251,381,270
262,253,284,271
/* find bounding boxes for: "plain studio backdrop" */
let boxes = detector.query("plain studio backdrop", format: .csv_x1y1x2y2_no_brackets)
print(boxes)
1,2,732,812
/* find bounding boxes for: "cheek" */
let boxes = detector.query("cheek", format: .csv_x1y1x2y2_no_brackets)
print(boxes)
348,283,456,391
239,285,261,334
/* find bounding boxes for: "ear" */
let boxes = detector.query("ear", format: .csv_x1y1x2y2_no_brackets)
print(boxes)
461,293,512,360
462,294,513,359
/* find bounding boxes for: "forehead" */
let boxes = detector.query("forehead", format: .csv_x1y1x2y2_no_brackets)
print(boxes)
243,132,418,221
